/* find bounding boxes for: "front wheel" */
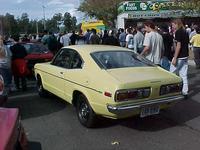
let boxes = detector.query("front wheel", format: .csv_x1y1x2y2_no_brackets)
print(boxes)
37,76,48,97
76,94,97,128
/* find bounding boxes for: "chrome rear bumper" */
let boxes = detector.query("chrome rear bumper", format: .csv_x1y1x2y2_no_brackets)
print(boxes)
107,95,184,114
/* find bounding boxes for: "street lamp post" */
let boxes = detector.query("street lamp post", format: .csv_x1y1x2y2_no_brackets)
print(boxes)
42,5,46,30
36,20,39,35
0,16,3,35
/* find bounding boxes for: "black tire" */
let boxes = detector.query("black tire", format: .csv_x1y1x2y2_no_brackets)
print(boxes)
37,76,48,97
76,94,97,128
15,141,22,150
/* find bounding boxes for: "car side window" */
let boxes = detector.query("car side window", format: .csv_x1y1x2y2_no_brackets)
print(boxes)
52,49,82,69
71,53,82,69
52,49,72,69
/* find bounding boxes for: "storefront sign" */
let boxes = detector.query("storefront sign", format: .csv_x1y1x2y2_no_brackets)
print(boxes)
127,10,184,19
118,1,184,14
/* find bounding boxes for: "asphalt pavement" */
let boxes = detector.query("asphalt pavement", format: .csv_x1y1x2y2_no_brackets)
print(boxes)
6,61,200,150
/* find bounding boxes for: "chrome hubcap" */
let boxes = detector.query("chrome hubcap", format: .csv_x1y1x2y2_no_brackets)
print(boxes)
79,103,89,120
38,82,42,92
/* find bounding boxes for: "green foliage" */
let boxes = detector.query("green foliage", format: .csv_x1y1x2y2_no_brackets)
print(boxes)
0,12,78,36
173,0,200,11
63,12,77,32
78,0,124,27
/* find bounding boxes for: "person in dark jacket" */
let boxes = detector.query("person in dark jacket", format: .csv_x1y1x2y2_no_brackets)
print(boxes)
10,35,28,91
160,24,174,71
103,30,119,46
47,32,58,55
70,31,78,45
89,29,100,44
102,30,109,44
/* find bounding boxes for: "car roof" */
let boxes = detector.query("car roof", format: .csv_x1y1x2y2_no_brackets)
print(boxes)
19,42,43,45
63,45,131,54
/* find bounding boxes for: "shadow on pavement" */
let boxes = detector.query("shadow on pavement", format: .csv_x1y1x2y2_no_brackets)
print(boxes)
28,141,42,150
119,100,200,131
6,94,68,120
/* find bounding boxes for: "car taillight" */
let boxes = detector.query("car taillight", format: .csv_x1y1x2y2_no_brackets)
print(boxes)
160,82,183,95
115,87,151,102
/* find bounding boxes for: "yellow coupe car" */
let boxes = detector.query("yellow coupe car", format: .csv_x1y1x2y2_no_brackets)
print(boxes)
34,45,184,127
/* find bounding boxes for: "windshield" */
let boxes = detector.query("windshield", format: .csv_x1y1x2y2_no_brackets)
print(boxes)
91,51,154,69
23,44,49,54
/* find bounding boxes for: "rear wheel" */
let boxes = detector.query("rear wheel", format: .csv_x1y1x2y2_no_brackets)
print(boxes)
76,94,97,128
37,76,48,97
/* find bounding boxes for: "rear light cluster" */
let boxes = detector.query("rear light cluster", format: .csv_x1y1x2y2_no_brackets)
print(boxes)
160,82,183,95
115,87,151,102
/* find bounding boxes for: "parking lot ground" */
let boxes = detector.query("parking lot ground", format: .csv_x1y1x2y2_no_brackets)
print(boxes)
6,64,200,150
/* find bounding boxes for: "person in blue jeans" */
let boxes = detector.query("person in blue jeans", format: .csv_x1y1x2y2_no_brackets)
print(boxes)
160,24,174,71
0,35,12,93
170,19,189,99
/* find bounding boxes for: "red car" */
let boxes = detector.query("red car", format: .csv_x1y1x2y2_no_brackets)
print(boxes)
21,42,54,74
0,75,7,106
0,108,28,150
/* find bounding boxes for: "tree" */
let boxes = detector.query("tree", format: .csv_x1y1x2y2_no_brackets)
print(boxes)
171,0,200,10
18,13,30,33
0,12,77,36
63,12,73,32
4,13,18,35
72,16,77,31
63,13,78,32
78,0,124,27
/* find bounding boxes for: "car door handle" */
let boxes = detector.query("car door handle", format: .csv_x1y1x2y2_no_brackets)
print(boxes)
60,72,64,74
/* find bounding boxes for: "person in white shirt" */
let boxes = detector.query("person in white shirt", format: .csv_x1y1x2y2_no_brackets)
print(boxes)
0,35,12,93
141,20,164,65
60,31,71,47
125,28,134,50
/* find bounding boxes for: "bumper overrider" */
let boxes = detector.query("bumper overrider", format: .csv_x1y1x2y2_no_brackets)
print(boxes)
107,95,184,115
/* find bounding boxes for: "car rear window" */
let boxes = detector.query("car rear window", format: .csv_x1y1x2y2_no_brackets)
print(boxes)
91,51,154,69
23,44,49,54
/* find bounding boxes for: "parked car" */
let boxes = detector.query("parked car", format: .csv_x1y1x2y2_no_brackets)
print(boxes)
0,75,7,106
20,42,54,75
34,45,184,128
0,108,28,150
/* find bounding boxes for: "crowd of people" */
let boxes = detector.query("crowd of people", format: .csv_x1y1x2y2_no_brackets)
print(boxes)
0,35,28,93
0,18,200,99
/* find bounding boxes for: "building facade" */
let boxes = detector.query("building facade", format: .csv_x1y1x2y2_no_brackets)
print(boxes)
117,0,200,29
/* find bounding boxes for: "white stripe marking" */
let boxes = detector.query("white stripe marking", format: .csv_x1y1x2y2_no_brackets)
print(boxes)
8,93,38,100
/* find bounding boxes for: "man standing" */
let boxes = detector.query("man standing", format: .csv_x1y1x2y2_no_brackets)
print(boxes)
41,30,49,47
190,26,200,69
89,29,100,44
119,28,126,47
10,35,28,91
160,24,174,71
133,24,144,54
170,19,189,99
141,20,164,65
125,28,134,50
60,31,71,47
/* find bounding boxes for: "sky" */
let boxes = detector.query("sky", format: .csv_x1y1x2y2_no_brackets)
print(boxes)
0,0,84,22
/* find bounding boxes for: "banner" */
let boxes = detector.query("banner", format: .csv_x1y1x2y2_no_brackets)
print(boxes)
118,1,185,14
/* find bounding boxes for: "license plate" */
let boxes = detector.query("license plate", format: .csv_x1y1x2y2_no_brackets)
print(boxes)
140,105,160,118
